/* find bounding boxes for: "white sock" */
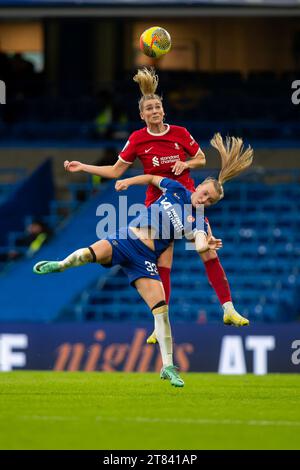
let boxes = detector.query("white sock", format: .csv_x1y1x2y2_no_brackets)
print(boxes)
153,306,173,368
222,301,234,311
59,248,93,271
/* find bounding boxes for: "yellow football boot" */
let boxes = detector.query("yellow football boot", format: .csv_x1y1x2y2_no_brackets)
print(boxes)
223,306,249,327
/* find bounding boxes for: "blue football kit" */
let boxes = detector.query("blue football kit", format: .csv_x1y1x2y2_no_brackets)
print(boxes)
104,178,208,285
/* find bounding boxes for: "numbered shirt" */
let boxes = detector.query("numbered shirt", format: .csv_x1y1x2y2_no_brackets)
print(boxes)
118,124,201,207
130,178,208,256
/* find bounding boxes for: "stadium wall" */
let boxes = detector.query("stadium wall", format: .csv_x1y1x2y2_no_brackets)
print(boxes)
133,17,300,73
0,323,299,374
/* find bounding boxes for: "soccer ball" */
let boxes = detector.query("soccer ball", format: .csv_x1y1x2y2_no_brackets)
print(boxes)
139,26,171,59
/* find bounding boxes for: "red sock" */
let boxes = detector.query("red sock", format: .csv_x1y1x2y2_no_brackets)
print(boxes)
204,257,232,305
158,266,171,304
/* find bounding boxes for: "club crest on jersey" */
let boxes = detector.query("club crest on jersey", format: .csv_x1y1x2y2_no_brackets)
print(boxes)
187,215,195,223
174,142,180,150
152,156,160,167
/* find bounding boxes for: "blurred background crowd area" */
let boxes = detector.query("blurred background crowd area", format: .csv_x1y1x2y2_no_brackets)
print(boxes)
0,16,299,140
0,3,300,325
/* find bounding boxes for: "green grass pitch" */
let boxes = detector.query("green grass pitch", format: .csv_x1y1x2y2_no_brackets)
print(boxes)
0,372,300,450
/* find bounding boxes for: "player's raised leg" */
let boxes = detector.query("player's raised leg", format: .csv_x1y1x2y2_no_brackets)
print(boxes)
200,248,249,327
134,277,184,387
33,240,113,274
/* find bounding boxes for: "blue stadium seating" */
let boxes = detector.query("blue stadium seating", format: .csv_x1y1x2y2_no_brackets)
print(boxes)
1,71,300,143
0,168,27,204
0,170,299,324
62,174,300,324
0,164,95,274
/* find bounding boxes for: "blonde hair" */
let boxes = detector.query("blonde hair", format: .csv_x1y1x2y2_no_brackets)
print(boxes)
203,133,254,200
133,67,162,111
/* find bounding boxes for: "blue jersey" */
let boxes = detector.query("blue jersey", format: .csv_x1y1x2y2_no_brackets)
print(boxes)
129,178,208,257
103,178,208,287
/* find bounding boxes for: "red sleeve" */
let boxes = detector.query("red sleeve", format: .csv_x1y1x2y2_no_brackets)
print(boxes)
118,134,137,165
180,128,200,158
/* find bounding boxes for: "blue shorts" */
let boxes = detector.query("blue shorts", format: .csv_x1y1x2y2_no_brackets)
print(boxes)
103,227,161,286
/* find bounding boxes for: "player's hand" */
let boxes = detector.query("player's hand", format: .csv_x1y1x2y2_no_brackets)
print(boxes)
64,160,84,172
171,161,188,176
115,179,130,191
206,223,222,250
207,236,222,251
207,224,223,250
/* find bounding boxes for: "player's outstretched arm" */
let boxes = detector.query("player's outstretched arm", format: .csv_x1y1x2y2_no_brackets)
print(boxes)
64,159,129,179
115,174,162,191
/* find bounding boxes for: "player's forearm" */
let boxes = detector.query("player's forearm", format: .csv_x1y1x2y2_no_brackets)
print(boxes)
80,164,117,179
115,174,161,192
187,151,206,169
195,232,209,253
126,174,154,187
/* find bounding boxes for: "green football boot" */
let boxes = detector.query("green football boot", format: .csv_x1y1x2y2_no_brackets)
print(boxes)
33,261,62,275
160,365,184,388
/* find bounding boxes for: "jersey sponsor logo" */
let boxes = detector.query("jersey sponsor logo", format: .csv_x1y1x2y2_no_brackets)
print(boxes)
160,155,180,164
160,197,184,233
160,198,172,210
152,156,160,166
145,147,153,153
150,155,180,166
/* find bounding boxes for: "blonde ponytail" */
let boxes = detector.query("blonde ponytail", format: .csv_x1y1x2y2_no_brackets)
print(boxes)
133,67,162,111
202,133,253,201
211,133,253,186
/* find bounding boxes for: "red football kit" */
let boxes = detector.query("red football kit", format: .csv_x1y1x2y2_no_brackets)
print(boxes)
118,123,232,306
118,124,200,207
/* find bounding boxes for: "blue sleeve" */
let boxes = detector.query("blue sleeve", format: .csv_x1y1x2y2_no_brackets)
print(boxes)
158,178,186,192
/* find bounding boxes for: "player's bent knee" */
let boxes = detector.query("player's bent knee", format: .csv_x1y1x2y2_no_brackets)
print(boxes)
88,246,97,263
89,239,113,264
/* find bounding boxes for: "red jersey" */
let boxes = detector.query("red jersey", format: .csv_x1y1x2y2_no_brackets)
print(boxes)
118,124,201,207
